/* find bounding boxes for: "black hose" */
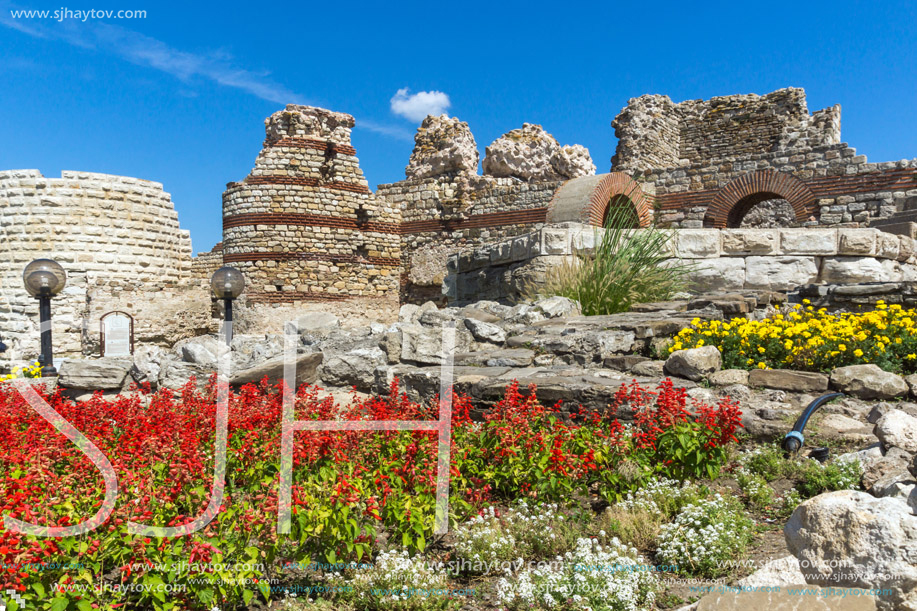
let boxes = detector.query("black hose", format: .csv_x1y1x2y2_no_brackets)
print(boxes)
781,392,845,454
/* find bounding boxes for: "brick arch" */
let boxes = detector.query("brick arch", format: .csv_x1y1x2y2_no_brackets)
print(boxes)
705,170,817,228
546,172,653,228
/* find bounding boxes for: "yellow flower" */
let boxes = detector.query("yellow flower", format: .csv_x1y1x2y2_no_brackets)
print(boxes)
854,349,864,357
757,362,766,369
758,346,766,354
838,344,846,352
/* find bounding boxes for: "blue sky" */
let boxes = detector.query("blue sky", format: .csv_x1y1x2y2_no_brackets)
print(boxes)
1,1,915,253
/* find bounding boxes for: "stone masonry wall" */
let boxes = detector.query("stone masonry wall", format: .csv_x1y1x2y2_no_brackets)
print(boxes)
222,105,401,307
0,170,193,363
611,88,917,229
445,225,917,304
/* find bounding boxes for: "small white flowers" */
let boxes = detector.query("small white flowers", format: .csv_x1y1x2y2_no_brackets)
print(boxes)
496,537,657,610
655,494,754,577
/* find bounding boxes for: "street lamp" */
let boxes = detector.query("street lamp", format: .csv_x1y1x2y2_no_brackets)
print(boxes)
210,266,245,345
23,258,66,377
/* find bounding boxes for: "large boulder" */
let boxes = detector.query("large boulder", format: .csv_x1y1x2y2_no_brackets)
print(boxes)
159,361,214,391
405,115,479,179
830,364,908,400
875,410,917,453
229,352,323,388
664,346,722,381
58,357,133,391
482,123,595,181
319,347,387,392
463,318,506,344
785,490,917,610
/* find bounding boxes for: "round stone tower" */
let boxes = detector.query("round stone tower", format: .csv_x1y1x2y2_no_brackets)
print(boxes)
222,105,401,305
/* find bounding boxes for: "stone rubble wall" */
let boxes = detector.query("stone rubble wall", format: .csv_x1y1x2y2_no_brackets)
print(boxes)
0,170,193,363
612,88,841,173
445,225,917,304
190,242,224,280
222,105,401,308
611,88,917,229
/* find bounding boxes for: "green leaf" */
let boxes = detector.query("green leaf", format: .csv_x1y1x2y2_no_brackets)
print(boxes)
32,583,46,599
76,601,93,611
243,590,254,605
50,598,69,611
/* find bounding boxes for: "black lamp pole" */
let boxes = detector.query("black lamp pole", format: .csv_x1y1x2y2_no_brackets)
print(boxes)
38,293,56,376
223,297,233,346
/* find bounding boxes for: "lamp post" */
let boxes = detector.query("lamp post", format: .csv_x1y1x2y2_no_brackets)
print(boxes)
210,266,245,346
23,258,67,377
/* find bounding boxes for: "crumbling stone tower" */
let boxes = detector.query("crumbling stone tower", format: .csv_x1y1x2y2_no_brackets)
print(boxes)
222,105,401,304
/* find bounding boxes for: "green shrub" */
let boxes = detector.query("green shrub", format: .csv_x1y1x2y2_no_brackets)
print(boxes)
535,191,693,315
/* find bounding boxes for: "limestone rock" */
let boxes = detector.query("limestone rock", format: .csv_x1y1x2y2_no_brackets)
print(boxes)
463,318,506,344
875,410,917,453
58,357,133,391
736,555,805,587
551,144,597,179
159,361,214,391
483,123,595,181
320,347,387,392
296,312,341,332
405,115,478,179
229,352,323,388
533,296,581,318
830,364,908,399
785,490,917,610
664,345,722,381
631,360,666,377
748,369,829,392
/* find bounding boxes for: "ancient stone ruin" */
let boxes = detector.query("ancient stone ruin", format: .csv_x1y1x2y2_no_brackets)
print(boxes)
2,87,917,362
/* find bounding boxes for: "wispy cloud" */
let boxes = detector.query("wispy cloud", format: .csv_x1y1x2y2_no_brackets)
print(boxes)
0,4,409,138
390,88,451,122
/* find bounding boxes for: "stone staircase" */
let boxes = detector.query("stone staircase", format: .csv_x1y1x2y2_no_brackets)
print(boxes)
870,199,917,238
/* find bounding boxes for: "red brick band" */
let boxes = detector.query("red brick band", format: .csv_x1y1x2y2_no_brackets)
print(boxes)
400,207,548,234
263,137,358,157
245,291,389,304
657,168,917,219
584,173,652,227
223,251,400,267
223,212,400,234
238,176,371,194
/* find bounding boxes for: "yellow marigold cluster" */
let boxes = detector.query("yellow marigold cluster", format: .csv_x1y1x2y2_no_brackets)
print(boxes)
667,300,917,373
0,361,43,381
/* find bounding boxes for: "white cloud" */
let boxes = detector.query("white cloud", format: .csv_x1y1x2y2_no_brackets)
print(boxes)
390,88,451,122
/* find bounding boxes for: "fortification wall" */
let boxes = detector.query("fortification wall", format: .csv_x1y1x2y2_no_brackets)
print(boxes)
0,170,194,362
611,88,917,229
222,105,401,306
445,225,917,304
377,115,595,303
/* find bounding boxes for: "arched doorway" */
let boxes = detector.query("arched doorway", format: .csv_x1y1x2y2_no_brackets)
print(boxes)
705,170,817,228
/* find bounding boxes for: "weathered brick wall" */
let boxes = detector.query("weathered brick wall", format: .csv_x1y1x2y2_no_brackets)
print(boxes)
222,105,401,306
0,170,193,362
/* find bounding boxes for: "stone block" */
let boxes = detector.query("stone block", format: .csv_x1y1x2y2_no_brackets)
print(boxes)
675,229,720,258
745,256,818,290
837,229,876,256
682,258,745,291
540,227,569,255
748,369,829,392
779,228,837,255
570,227,598,253
721,229,776,255
819,257,901,284
876,231,901,259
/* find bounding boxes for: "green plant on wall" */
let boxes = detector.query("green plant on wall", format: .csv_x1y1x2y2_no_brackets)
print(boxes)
534,185,693,315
